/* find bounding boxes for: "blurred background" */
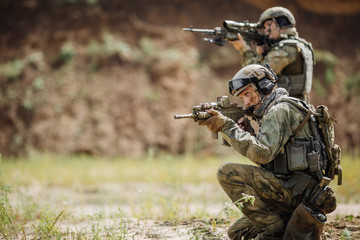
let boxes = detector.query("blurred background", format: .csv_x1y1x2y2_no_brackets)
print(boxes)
0,0,360,158
1,1,360,238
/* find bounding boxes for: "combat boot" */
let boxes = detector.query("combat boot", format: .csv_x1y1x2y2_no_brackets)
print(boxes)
228,217,260,240
283,203,326,240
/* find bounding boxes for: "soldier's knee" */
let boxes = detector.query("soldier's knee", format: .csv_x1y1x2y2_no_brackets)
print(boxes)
218,162,249,174
217,162,249,184
217,162,233,180
218,162,231,173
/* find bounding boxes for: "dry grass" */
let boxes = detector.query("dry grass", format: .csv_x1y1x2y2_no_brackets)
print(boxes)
0,152,359,239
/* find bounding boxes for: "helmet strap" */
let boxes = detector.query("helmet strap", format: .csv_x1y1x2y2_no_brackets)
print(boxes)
250,89,263,108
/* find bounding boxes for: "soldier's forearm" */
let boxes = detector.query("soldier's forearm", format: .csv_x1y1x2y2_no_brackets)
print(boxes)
221,120,272,164
237,47,260,66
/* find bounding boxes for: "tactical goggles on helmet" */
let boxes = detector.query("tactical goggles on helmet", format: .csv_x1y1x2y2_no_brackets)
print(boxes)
228,77,258,96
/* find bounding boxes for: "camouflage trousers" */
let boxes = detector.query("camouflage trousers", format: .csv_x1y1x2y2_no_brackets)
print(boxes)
217,162,298,240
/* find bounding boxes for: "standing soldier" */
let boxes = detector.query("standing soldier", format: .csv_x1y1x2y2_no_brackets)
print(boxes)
198,64,337,240
230,7,314,101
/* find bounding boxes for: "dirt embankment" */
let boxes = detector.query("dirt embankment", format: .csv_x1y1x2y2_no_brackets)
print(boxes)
0,0,359,157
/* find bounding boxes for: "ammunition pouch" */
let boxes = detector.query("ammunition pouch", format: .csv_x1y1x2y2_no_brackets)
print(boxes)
286,139,325,173
273,137,336,212
286,140,309,171
265,139,326,178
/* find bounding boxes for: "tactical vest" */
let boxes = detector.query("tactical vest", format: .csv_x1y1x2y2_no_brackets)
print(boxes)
274,37,314,98
261,97,327,182
262,97,340,211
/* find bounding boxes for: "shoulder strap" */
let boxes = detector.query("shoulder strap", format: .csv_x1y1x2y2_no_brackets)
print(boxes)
275,97,321,137
293,111,312,136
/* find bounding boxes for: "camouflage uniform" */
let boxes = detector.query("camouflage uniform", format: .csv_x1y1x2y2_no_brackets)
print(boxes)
217,88,334,239
237,28,314,100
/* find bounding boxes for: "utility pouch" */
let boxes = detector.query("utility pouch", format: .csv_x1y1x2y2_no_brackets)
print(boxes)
307,151,320,173
331,144,341,160
273,149,289,175
332,144,342,185
286,141,308,171
284,172,312,197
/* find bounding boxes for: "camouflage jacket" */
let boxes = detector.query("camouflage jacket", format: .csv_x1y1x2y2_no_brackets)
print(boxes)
220,88,313,165
237,30,314,99
238,41,298,76
237,28,302,68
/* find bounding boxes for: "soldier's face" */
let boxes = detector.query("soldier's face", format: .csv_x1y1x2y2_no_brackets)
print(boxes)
263,20,280,40
237,85,261,111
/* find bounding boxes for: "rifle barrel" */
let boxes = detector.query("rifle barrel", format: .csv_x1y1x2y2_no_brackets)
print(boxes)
183,28,216,34
174,113,196,119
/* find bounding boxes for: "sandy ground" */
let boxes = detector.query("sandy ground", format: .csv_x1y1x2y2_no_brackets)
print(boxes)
10,183,360,239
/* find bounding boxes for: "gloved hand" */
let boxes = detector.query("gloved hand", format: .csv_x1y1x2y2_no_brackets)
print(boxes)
237,117,247,130
229,33,248,50
198,109,227,133
237,117,256,135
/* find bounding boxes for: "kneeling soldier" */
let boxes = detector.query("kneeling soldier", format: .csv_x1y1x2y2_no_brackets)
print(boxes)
199,64,337,240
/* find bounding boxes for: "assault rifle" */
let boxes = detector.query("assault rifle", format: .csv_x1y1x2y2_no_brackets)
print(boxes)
183,20,268,47
174,96,254,146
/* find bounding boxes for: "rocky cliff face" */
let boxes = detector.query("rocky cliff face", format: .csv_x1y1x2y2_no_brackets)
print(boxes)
0,0,359,157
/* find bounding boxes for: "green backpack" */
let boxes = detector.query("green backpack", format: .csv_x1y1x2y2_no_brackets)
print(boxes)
315,105,342,185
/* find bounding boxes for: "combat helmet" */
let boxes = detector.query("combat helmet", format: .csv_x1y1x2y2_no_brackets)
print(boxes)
258,6,296,28
228,64,278,96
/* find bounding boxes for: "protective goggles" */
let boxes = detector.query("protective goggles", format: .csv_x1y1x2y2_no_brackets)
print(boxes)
228,77,258,96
